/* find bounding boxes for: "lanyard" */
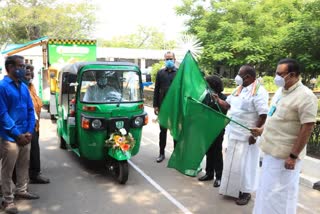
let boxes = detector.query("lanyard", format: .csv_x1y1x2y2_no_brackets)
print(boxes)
268,83,301,117
274,84,301,106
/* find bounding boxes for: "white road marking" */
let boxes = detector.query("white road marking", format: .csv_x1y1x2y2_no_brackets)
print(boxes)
128,160,192,214
297,203,317,214
142,106,314,213
142,134,314,214
142,135,173,153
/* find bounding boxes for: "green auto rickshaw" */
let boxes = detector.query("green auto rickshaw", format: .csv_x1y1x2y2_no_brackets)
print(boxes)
56,62,148,184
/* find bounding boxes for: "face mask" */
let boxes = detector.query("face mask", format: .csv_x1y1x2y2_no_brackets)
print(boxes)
274,73,290,87
29,79,33,84
14,68,26,79
97,78,108,88
165,60,175,69
235,75,243,86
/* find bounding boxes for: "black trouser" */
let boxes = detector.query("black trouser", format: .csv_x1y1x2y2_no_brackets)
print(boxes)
205,130,224,180
159,125,177,155
29,130,41,178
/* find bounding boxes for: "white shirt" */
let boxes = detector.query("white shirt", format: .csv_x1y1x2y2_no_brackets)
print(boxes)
226,82,269,141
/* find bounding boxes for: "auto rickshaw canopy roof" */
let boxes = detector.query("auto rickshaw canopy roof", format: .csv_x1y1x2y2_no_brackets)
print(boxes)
60,61,141,76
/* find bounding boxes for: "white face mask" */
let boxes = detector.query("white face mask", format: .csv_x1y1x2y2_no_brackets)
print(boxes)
235,75,243,86
274,73,290,87
274,75,285,87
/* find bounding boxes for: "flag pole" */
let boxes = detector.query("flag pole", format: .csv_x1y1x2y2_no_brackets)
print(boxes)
188,96,251,131
229,118,251,131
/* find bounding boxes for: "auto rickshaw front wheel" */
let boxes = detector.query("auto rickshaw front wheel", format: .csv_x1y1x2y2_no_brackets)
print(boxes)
108,160,129,184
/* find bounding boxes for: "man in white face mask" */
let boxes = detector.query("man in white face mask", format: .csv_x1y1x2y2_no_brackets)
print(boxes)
214,65,269,205
251,59,318,214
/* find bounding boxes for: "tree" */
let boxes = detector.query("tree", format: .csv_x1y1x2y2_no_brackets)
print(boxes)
99,25,176,50
175,0,319,78
282,0,320,81
0,0,95,43
150,61,165,82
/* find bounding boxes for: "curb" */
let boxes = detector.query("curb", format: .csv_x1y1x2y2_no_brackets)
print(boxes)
300,173,320,190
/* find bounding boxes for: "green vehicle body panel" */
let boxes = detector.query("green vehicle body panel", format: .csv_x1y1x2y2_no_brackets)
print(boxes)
41,39,97,107
56,62,146,161
76,104,143,160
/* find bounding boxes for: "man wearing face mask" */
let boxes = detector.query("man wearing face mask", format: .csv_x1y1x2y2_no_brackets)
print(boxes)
251,59,317,214
83,71,121,102
214,65,269,205
21,64,50,184
0,55,39,214
153,51,178,163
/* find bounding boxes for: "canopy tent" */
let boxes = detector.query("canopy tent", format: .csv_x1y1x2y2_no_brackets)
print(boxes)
1,36,48,56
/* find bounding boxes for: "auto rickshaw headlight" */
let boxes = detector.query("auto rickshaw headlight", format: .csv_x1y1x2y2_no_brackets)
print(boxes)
92,119,102,129
133,116,144,127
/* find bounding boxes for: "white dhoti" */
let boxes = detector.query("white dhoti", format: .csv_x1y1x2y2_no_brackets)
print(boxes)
219,137,260,198
253,154,301,214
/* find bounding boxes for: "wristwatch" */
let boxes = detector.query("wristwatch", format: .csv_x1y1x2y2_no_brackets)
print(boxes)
251,135,257,140
289,153,298,159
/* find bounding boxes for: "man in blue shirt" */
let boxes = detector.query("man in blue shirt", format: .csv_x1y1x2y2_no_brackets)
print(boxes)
0,55,39,214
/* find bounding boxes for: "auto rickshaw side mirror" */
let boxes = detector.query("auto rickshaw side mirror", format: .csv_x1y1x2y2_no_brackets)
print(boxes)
69,82,78,93
70,82,78,87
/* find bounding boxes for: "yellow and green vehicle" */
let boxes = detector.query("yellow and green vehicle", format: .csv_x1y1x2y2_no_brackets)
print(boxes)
44,39,97,120
56,61,148,184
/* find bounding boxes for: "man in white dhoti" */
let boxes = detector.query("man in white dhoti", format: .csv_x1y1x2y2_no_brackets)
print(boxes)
215,65,269,205
251,58,318,214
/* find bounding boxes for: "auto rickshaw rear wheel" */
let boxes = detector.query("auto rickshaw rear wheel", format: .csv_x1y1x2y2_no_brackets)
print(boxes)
59,136,67,150
108,160,128,184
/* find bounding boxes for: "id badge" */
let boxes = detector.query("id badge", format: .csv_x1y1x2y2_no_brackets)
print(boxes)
268,105,276,116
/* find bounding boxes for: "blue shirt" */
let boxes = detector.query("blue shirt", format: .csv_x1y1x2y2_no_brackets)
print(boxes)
0,76,35,142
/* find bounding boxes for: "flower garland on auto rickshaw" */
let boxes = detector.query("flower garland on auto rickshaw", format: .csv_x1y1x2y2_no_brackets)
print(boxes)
105,128,135,153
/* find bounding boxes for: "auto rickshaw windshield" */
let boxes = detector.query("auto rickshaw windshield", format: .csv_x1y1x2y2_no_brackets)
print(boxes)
80,70,142,103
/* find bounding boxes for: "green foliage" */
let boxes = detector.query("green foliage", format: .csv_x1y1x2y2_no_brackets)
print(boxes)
176,0,320,79
261,76,277,92
316,76,320,89
222,78,236,89
282,0,320,79
318,99,320,118
99,25,176,50
0,0,95,43
150,61,165,82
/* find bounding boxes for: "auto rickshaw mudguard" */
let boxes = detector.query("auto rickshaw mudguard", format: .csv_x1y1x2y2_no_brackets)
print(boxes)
128,128,142,156
108,148,131,161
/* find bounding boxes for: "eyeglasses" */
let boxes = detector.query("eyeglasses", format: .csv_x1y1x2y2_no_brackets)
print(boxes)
165,58,174,61
276,71,288,78
238,74,249,80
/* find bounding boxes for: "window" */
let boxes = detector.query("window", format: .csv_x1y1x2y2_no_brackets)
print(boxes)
80,70,142,103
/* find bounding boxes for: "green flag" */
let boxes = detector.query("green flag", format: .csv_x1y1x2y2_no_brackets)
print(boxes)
158,51,230,176
167,97,231,176
158,51,207,141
